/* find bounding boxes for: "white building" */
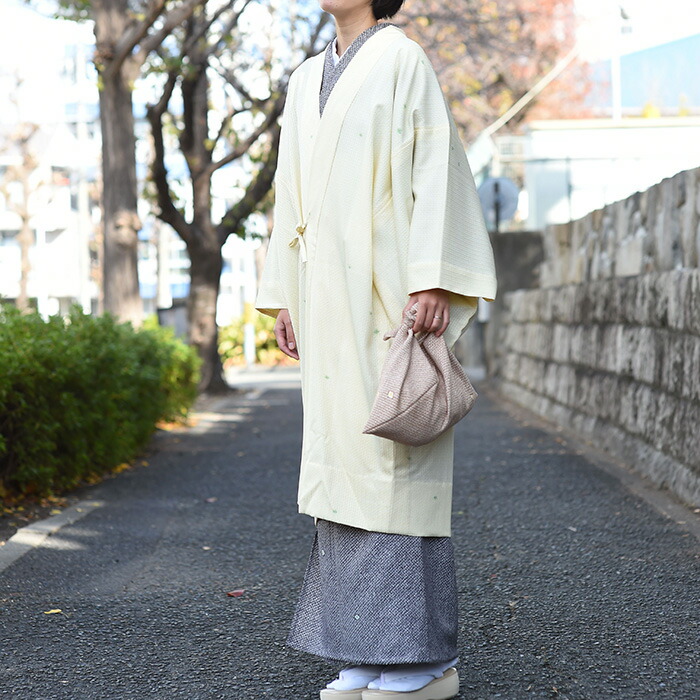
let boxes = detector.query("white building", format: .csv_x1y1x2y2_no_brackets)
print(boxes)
475,26,700,231
0,2,99,314
0,0,260,331
521,117,700,229
0,123,99,315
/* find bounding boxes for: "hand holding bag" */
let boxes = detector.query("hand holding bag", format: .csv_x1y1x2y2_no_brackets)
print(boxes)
362,302,478,446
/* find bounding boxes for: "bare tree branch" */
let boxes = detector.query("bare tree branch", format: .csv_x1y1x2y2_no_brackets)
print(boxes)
205,90,284,177
134,0,207,68
218,8,328,109
215,125,281,245
146,72,192,244
220,68,258,107
107,0,167,77
200,0,255,62
210,103,247,150
302,11,333,61
178,0,236,58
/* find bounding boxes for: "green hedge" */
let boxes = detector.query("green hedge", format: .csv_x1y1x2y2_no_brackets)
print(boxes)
0,305,201,498
219,311,292,366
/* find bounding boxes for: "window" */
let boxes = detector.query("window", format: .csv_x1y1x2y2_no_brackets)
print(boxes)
0,230,19,247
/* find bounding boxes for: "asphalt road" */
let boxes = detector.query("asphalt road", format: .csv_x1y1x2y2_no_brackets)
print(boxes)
1,371,698,700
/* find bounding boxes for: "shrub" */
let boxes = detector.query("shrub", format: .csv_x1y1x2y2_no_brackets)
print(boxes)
141,315,200,422
219,311,293,366
0,304,201,498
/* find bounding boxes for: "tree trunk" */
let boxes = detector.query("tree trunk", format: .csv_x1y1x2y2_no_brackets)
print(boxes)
98,68,143,324
92,0,144,325
16,147,33,313
5,123,39,314
187,242,228,393
180,29,229,394
16,218,32,313
146,7,290,394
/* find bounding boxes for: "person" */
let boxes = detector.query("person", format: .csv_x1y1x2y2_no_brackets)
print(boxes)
254,1,497,698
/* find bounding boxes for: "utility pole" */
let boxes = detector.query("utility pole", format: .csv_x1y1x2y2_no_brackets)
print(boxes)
155,219,172,310
611,5,632,120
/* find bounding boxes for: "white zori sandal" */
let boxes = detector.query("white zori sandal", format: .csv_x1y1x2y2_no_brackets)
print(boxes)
361,658,460,699
320,666,383,700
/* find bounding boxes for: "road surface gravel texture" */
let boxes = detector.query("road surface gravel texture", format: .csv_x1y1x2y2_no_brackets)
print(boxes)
1,374,698,700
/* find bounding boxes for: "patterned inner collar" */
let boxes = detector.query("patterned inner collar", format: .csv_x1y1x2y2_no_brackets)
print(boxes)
319,22,400,117
325,22,399,72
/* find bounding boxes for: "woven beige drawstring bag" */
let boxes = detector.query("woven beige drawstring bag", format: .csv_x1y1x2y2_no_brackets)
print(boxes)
363,302,478,446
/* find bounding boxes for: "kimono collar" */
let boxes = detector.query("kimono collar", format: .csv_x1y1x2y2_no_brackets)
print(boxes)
299,25,405,235
325,22,399,72
320,22,399,117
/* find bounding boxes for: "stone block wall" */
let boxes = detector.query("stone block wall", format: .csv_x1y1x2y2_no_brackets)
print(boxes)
456,230,543,369
494,170,700,507
540,168,700,287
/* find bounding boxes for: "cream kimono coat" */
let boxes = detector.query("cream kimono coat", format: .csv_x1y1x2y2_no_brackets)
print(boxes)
255,25,497,537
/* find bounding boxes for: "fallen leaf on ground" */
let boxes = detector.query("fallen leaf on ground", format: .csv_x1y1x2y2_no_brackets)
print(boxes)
44,609,62,614
227,589,245,597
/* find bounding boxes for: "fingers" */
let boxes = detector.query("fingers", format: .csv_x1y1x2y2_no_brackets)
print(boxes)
274,311,299,360
435,306,450,338
283,316,299,359
276,322,299,359
410,300,450,336
412,301,430,333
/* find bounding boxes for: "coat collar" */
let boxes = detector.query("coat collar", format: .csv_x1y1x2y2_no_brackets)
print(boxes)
297,25,405,225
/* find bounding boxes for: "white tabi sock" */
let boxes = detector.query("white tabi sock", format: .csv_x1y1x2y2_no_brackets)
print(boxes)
326,665,383,690
366,657,459,692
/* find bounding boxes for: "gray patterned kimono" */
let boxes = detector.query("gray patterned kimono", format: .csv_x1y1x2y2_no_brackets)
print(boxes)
286,24,459,666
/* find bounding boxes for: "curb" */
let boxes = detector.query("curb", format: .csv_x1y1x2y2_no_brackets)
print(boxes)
0,389,262,575
0,499,106,574
0,390,262,576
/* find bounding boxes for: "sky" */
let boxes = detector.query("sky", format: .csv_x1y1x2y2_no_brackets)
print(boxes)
575,0,700,59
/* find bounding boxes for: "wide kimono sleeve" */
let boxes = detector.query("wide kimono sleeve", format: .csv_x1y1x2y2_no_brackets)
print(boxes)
254,70,302,320
395,45,497,306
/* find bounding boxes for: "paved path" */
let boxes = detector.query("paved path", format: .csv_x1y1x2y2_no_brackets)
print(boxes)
1,369,698,699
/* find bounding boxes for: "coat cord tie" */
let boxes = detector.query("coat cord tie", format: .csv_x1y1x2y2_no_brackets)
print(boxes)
289,223,308,263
